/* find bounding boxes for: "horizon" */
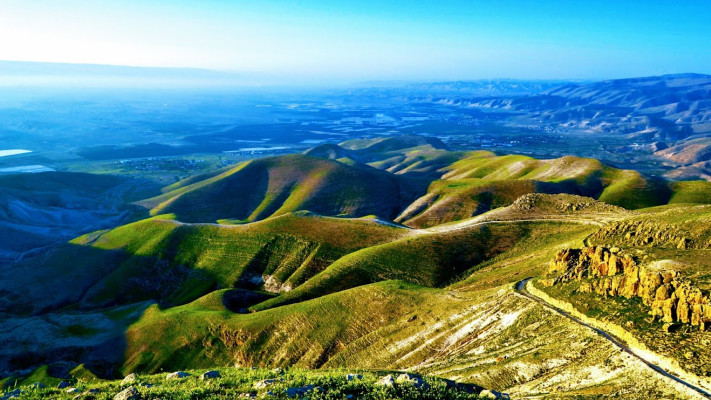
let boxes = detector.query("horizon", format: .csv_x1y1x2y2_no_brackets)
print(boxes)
2,1,710,84
0,59,708,89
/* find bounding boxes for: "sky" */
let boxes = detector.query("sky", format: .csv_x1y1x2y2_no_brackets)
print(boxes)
0,0,710,83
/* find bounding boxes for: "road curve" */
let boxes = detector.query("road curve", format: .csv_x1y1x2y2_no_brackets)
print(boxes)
515,278,711,399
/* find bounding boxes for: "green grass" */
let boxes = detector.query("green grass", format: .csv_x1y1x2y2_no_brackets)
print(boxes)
398,179,542,228
2,367,484,400
598,168,670,209
138,154,427,224
251,220,585,311
452,221,597,291
395,150,710,227
51,213,408,308
123,281,460,373
669,180,711,204
69,364,103,383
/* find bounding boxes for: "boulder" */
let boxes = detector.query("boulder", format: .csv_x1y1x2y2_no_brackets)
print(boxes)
346,374,362,381
375,375,395,387
28,382,46,389
121,373,138,384
166,371,191,380
396,373,429,389
114,386,141,400
285,385,318,398
200,370,221,380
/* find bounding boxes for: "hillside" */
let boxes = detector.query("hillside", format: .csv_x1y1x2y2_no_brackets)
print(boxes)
1,366,488,400
395,152,691,227
429,74,711,180
4,140,711,399
139,154,427,223
0,212,406,314
0,172,152,262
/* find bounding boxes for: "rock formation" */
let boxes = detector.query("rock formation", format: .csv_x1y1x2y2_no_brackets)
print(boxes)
544,246,711,330
589,221,707,249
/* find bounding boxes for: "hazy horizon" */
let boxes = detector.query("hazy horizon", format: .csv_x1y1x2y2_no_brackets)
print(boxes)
2,1,710,84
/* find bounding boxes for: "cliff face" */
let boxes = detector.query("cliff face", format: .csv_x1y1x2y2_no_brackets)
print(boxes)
543,246,711,330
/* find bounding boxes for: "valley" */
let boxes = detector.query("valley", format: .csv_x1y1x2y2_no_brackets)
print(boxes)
1,72,711,399
1,131,711,399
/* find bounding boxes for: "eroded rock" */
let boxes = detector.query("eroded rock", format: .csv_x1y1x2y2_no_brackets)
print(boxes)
547,246,710,329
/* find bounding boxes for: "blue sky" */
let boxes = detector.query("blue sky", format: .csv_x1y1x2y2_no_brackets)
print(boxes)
1,0,709,82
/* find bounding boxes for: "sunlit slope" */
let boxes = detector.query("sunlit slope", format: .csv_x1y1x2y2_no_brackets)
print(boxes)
250,219,593,311
140,154,427,223
337,136,471,179
123,272,690,399
123,280,443,373
141,142,711,230
1,212,406,313
396,152,709,227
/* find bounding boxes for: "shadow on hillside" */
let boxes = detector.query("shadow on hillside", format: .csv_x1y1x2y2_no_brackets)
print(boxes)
0,241,227,379
221,288,275,313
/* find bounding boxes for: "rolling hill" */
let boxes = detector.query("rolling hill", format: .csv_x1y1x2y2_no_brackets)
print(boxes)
4,138,711,399
139,154,428,223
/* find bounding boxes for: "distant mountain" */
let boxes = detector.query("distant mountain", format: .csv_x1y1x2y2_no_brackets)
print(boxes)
0,60,248,87
460,73,711,140
429,73,711,180
361,79,575,96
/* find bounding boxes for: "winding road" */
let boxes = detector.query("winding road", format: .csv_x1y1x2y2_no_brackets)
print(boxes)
515,278,711,399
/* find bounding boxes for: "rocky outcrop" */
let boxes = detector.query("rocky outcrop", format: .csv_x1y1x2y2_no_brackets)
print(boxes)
589,221,707,249
545,246,711,330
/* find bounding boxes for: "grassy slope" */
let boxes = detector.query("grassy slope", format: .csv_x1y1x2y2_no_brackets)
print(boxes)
64,213,407,309
668,180,711,204
251,220,591,311
124,281,449,373
140,154,427,223
396,151,708,227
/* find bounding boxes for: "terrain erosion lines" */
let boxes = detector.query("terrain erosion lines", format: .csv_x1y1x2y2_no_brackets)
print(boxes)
515,278,711,399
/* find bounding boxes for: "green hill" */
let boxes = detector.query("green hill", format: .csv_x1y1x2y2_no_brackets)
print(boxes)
5,137,711,400
395,152,684,227
140,154,427,223
3,212,406,314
